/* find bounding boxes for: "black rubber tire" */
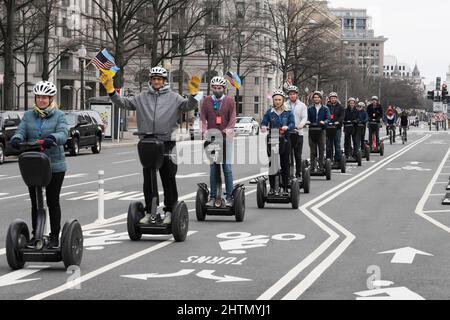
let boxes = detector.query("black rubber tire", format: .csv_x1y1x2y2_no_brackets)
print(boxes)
380,143,384,156
61,220,83,269
291,180,300,209
302,168,311,194
365,146,370,161
172,201,189,242
195,188,207,221
6,219,29,270
234,188,245,222
70,137,80,156
256,180,266,209
301,159,309,179
0,143,5,165
325,159,332,181
357,151,362,166
127,202,144,241
91,136,102,154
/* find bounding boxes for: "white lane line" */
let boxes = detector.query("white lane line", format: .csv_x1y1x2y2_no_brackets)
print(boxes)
423,210,450,214
282,135,431,300
113,159,137,165
117,151,135,155
415,146,450,233
258,135,430,300
0,175,21,181
440,173,450,175
429,194,445,197
0,173,140,201
27,231,198,301
435,182,448,185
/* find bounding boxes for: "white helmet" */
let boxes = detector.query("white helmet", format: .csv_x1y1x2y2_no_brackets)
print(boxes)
348,97,356,103
210,76,227,87
358,102,366,107
272,89,286,99
33,81,57,97
287,86,299,93
371,96,379,101
329,92,338,98
150,66,168,79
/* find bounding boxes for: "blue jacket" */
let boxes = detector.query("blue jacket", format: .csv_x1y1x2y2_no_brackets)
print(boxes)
307,105,331,129
357,110,369,123
384,113,398,125
260,107,295,138
12,109,69,173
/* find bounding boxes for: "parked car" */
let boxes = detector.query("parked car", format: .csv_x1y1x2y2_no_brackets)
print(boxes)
0,111,24,164
84,110,106,136
234,116,259,135
65,111,103,156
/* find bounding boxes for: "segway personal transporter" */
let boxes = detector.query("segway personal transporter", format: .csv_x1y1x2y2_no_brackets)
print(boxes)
289,144,310,194
369,120,384,156
196,135,245,222
326,121,346,173
256,128,300,209
304,123,332,180
6,141,83,270
127,133,188,242
358,122,370,161
343,120,362,167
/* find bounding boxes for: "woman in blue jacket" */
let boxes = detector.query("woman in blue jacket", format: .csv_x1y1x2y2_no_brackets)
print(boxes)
11,81,68,248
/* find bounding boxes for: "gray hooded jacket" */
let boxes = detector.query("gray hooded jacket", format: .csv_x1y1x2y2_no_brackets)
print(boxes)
110,84,198,141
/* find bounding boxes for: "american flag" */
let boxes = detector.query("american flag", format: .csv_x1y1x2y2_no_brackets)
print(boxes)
91,49,120,76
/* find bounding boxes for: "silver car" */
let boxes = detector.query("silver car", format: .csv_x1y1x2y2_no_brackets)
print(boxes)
234,117,259,135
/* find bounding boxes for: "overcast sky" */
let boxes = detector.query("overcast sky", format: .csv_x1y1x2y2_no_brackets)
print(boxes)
327,0,450,84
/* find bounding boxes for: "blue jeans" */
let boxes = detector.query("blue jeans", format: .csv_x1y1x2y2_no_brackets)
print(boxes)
209,141,234,199
326,128,342,162
210,164,234,199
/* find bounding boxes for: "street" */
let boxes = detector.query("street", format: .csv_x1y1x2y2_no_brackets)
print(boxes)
0,126,449,300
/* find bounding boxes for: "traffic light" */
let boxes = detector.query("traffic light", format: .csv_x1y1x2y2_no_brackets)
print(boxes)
442,84,449,102
427,90,435,100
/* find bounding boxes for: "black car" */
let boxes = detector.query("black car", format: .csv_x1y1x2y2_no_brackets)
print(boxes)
65,111,103,156
0,111,24,165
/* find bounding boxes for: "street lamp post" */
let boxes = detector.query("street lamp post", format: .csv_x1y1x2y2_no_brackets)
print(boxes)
78,45,87,110
63,85,92,110
15,82,32,110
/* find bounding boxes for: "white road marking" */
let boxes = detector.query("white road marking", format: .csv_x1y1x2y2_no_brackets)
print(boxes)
423,209,450,214
258,135,430,300
378,247,433,264
112,159,137,164
196,270,252,283
65,174,88,179
27,231,198,300
415,146,450,233
0,193,8,196
0,266,50,287
121,269,195,280
117,151,135,155
0,175,21,181
354,287,425,300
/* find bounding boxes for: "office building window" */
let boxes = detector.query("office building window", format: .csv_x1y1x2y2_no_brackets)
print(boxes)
254,96,260,114
237,96,243,114
255,77,260,85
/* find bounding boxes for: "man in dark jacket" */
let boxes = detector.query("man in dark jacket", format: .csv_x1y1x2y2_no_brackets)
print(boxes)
343,97,359,158
307,91,331,172
326,92,345,163
366,96,384,149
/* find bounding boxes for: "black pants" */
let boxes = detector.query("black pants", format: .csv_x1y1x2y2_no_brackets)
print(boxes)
143,141,178,213
268,139,291,190
309,131,326,170
28,171,65,239
344,131,359,157
289,134,304,177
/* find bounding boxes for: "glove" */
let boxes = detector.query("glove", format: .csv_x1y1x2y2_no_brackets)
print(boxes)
99,73,115,94
187,75,201,96
10,138,21,150
281,126,289,131
43,136,56,149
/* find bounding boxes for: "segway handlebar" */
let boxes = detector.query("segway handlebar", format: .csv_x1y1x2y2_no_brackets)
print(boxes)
133,132,169,138
19,140,56,152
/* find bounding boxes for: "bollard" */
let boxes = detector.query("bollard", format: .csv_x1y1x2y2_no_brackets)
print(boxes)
96,170,105,224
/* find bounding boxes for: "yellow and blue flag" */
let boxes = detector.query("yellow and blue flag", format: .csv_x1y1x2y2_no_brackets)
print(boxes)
225,71,242,90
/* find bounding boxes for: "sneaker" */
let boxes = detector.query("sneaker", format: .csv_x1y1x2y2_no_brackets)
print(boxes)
268,188,275,196
207,198,215,207
139,213,152,224
163,212,172,225
28,237,36,246
225,198,233,207
283,189,289,197
49,236,59,249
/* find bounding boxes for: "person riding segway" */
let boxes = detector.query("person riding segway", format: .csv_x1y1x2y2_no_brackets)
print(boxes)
326,92,346,173
356,102,370,161
343,98,362,167
257,90,299,209
367,96,384,155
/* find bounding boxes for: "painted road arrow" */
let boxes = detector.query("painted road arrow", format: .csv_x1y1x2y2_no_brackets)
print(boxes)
196,270,252,283
378,247,433,264
121,269,195,280
0,266,49,287
354,287,425,300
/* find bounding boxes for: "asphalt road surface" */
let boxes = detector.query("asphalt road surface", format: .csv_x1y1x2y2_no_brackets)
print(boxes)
0,125,449,300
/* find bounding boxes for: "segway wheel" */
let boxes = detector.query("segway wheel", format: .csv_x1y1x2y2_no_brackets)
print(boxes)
256,180,266,209
340,157,346,173
172,201,189,242
195,187,208,221
357,151,362,167
127,202,144,241
61,220,83,269
302,159,309,178
234,188,245,222
290,180,300,209
380,142,384,156
325,159,332,181
303,168,311,194
365,146,370,161
6,219,29,270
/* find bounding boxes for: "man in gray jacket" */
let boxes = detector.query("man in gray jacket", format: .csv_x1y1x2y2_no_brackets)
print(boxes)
100,66,201,224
